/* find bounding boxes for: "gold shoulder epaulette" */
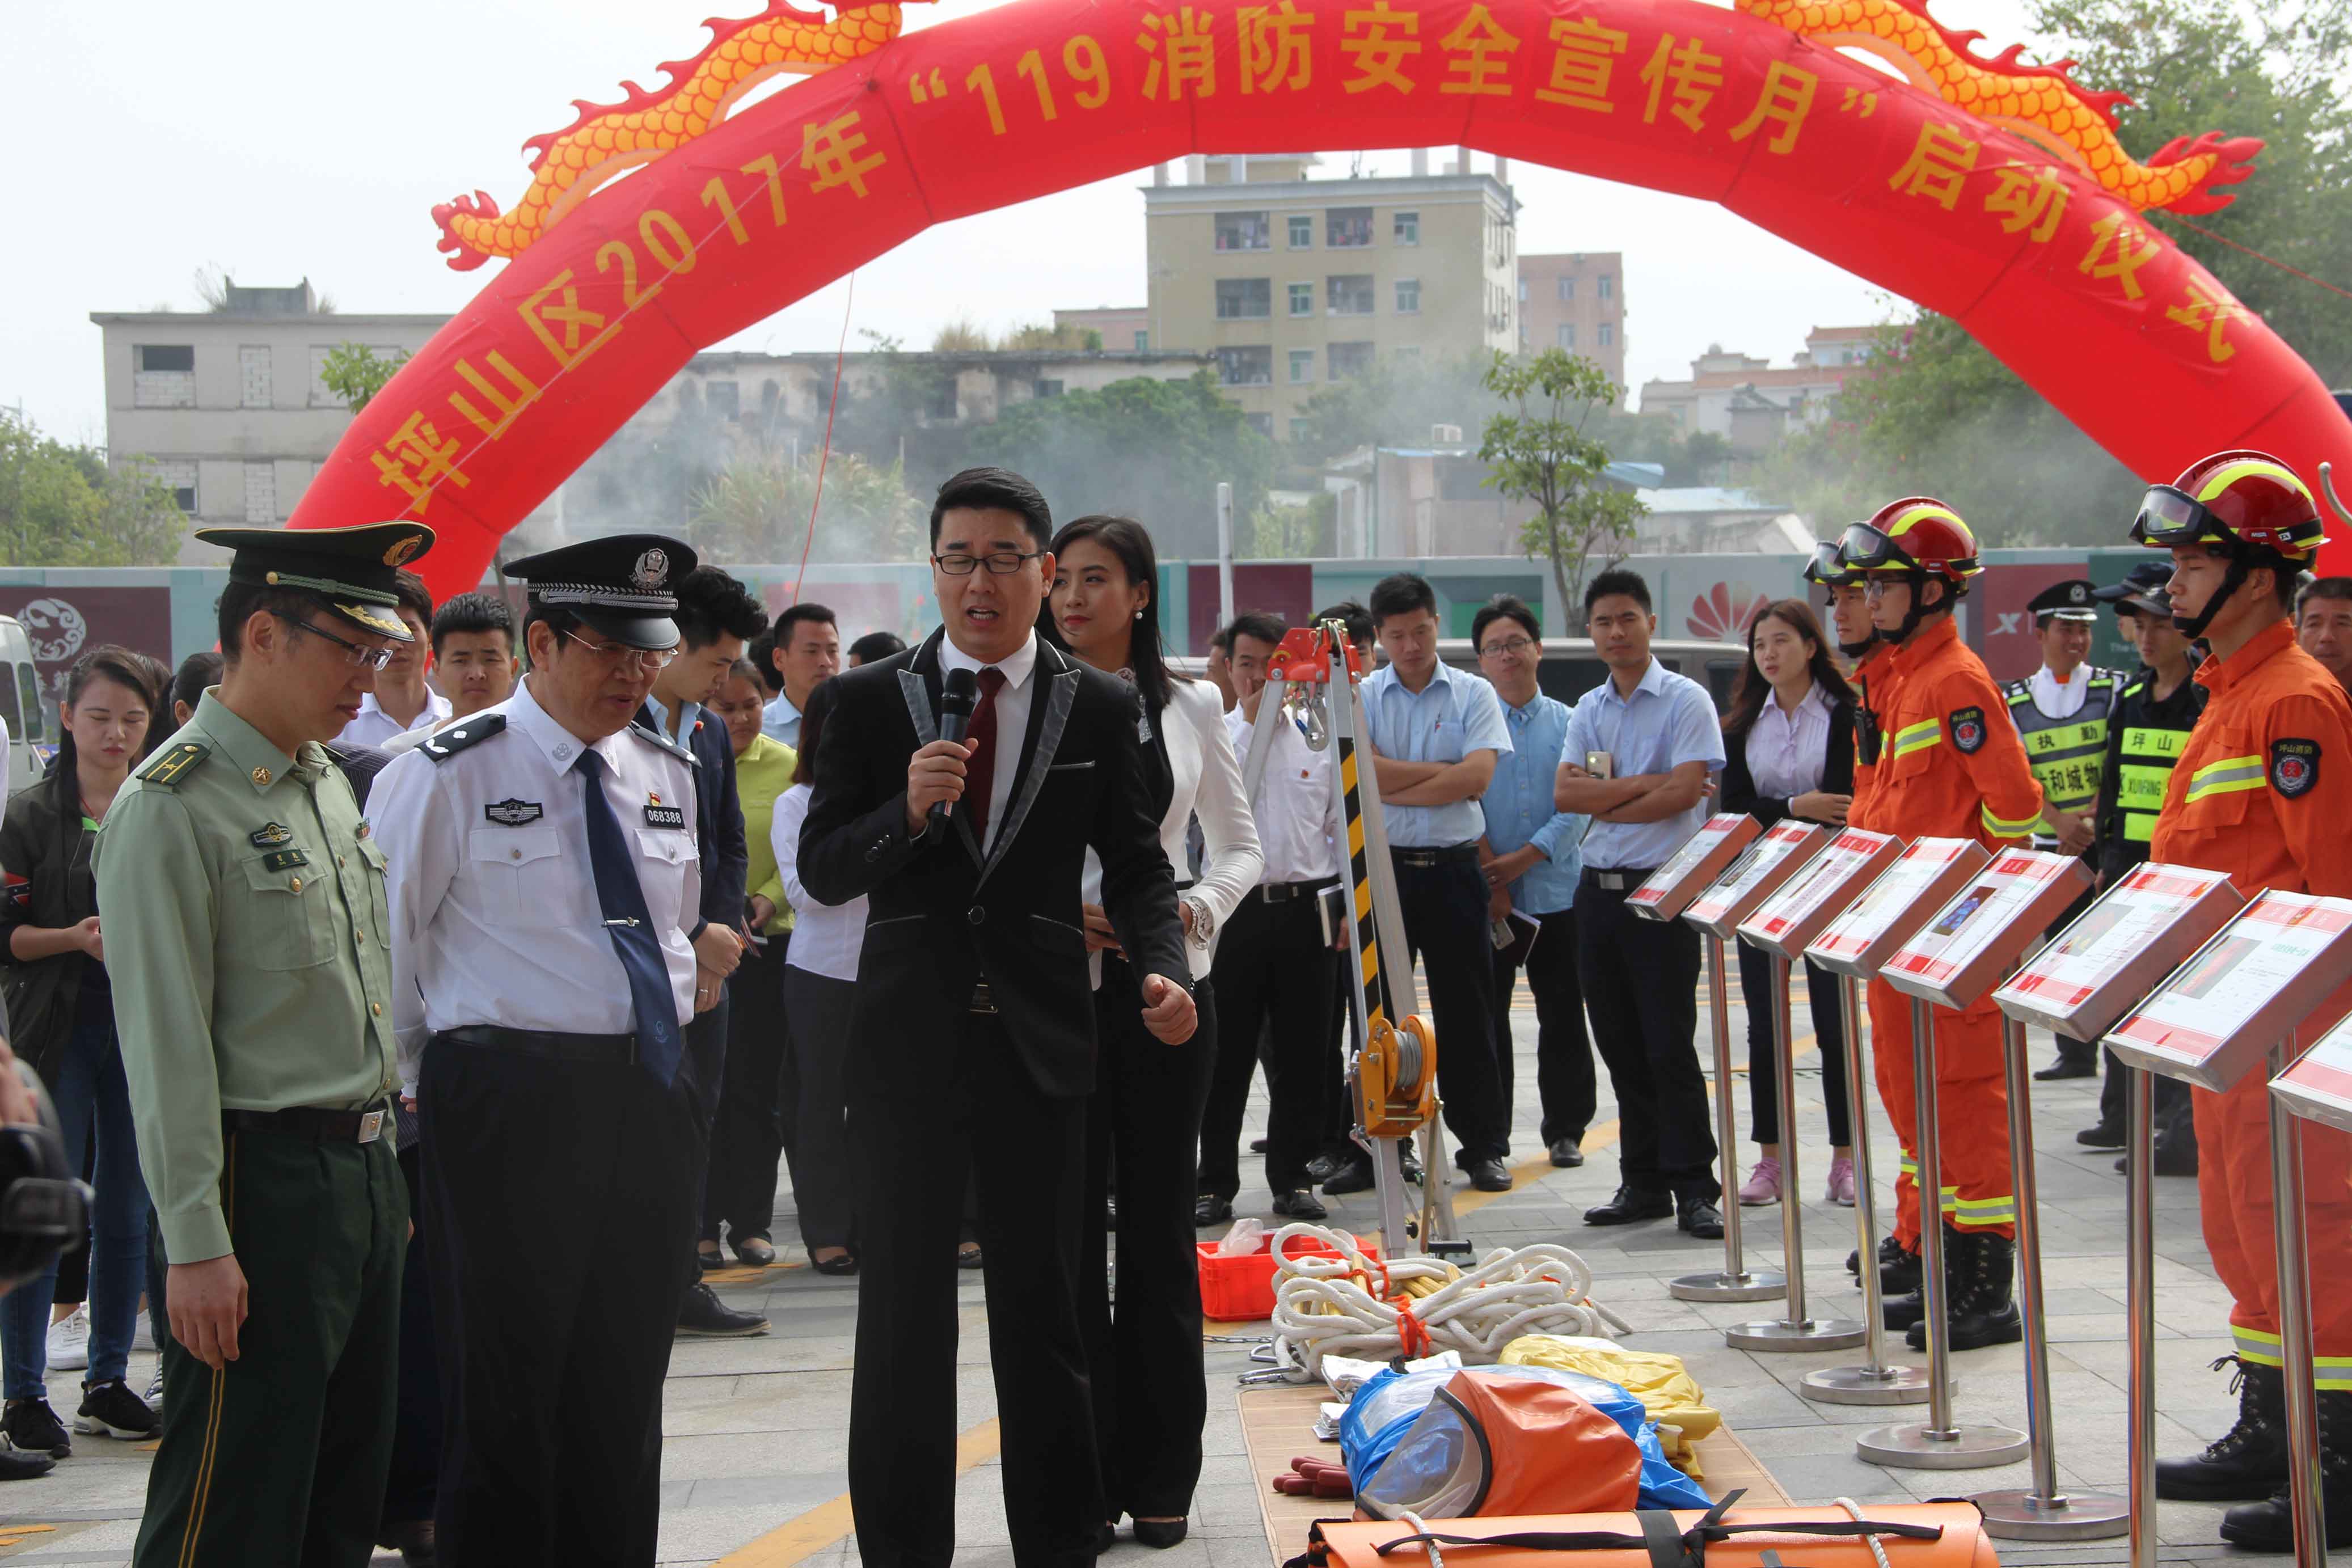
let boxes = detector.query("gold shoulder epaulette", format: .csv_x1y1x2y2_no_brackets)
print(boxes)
136,742,210,788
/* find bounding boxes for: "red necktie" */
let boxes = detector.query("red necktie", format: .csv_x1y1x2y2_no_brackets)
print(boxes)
964,667,1008,842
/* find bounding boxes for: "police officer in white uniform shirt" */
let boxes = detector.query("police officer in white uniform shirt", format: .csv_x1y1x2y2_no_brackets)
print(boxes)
370,534,704,1567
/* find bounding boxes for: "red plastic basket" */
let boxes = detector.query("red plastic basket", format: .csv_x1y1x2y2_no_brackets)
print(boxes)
1197,1231,1383,1322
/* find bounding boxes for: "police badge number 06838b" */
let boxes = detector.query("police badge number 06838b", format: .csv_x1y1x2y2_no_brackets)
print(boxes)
2273,738,2320,798
1951,706,1987,755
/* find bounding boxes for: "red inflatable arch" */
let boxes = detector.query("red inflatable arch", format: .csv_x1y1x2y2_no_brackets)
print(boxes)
288,0,2352,595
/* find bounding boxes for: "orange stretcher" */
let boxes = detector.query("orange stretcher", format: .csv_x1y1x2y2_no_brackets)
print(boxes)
1293,1497,1997,1568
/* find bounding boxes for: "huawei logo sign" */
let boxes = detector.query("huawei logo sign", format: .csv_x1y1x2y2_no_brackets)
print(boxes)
1687,584,1771,642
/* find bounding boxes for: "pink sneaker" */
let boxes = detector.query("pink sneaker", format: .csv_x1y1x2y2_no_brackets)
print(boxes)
1826,1153,1857,1207
1737,1156,1782,1206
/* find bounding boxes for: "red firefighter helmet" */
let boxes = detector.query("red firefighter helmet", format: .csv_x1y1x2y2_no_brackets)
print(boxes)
1837,498,1983,584
2130,450,2326,564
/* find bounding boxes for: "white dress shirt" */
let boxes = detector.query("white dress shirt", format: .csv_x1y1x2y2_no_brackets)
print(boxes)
770,784,864,981
371,678,702,1094
1745,683,1835,801
339,688,453,750
1227,701,1342,886
2028,663,2091,720
936,631,1039,857
1082,679,1263,980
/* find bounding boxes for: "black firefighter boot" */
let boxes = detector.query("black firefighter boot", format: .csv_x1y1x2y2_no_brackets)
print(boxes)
2157,1356,2288,1501
1848,1234,1923,1295
2220,1388,2352,1550
1880,1226,1960,1333
1906,1229,2022,1351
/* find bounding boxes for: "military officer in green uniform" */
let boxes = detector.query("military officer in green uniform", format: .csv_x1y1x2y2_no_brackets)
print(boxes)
96,521,432,1568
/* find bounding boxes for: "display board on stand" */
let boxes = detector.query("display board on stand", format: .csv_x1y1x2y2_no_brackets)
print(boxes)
2272,1012,2352,1134
1876,849,2095,1011
1683,821,1834,940
1630,813,1762,924
2104,891,2352,1090
1994,864,2245,1041
1806,837,1991,979
1740,829,1907,961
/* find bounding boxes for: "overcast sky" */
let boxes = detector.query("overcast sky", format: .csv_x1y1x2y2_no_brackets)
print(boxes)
9,0,2050,447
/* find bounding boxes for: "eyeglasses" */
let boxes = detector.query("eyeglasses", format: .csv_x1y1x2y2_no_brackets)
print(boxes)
933,550,1045,577
561,629,679,673
280,615,398,672
1478,635,1538,658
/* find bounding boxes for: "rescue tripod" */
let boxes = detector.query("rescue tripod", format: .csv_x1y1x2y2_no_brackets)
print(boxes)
1236,621,1470,1262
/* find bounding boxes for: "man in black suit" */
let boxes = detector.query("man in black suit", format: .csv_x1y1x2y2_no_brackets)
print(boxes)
800,467,1196,1568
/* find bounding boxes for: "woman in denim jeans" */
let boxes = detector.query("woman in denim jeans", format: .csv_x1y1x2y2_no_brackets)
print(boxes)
0,646,161,1460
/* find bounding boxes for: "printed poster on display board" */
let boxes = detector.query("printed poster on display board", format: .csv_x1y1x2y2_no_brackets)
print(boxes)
1878,849,2092,1010
1993,864,2244,1039
1682,820,1832,940
1628,813,1761,924
1805,836,1989,979
1741,829,1906,961
2271,1016,2352,1136
2104,891,2352,1092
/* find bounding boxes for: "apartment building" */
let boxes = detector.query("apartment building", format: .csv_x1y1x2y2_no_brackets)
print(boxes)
1515,252,1627,390
1053,307,1152,352
1145,153,1518,442
1637,326,1884,453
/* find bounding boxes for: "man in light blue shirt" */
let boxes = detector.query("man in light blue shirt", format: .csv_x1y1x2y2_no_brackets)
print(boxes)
1356,573,1515,1193
759,603,839,747
1553,568,1729,1240
1471,597,1596,1173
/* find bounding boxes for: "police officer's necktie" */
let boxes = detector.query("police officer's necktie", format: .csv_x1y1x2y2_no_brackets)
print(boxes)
575,749,682,1084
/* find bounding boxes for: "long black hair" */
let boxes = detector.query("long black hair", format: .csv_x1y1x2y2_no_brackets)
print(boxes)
1039,515,1184,713
1721,599,1855,739
50,646,159,856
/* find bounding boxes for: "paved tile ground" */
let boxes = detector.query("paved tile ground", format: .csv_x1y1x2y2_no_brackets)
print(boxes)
0,968,2267,1565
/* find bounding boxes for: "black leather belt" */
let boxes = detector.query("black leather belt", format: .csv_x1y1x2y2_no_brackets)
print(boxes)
1256,878,1337,903
224,1102,390,1144
436,1024,639,1065
1392,844,1480,869
1583,866,1659,893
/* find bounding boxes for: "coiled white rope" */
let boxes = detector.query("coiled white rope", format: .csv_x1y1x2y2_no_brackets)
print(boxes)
1267,1223,1617,1383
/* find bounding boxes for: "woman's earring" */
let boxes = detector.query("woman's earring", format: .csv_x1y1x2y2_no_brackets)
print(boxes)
1134,609,1143,620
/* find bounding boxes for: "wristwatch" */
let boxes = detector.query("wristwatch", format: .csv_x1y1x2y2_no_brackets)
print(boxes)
1181,893,1215,951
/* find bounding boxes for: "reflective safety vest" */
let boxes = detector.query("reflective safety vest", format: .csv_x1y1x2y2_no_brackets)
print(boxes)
2002,667,2122,850
2115,701,2190,843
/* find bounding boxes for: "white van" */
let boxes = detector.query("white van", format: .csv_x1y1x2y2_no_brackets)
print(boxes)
0,617,50,796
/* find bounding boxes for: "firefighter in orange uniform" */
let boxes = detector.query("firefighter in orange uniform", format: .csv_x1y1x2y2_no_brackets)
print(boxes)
2134,451,2352,1552
1838,500,2045,1352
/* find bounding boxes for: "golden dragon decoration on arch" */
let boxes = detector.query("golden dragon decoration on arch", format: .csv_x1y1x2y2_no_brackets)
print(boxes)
430,0,2257,270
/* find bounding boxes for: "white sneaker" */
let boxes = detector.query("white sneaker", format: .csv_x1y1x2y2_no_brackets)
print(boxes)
143,1371,164,1415
133,1318,156,1353
46,1307,89,1372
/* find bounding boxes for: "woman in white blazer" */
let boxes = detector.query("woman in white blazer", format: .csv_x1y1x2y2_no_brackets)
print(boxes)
1045,515,1261,1550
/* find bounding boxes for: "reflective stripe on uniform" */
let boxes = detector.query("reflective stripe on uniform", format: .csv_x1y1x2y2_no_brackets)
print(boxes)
2226,1326,2352,1387
2185,754,2266,803
1893,719,1941,758
1983,801,2042,839
1951,1193,2019,1228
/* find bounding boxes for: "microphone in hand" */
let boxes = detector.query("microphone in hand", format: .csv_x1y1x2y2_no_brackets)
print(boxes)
931,667,979,832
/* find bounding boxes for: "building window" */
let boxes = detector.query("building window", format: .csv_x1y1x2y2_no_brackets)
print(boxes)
1134,330,1150,350
1327,342,1375,379
1598,273,1614,299
1394,278,1421,314
1326,207,1373,248
1215,211,1272,251
928,381,960,420
243,462,276,523
1034,379,1065,398
1289,417,1314,443
1556,323,1577,349
1327,275,1375,316
134,344,196,409
149,458,198,514
706,380,741,420
1287,282,1314,316
1557,276,1575,301
1287,214,1314,248
1215,278,1273,319
1218,346,1274,386
1598,322,1615,346
1289,349,1316,384
1244,413,1274,437
1517,278,1528,304
238,346,272,409
1394,210,1419,246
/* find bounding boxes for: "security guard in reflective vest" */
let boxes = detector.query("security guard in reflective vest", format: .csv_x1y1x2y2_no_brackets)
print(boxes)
2078,560,2205,1163
2135,451,2352,1550
2003,579,2124,1079
96,521,428,1568
1839,498,2045,1353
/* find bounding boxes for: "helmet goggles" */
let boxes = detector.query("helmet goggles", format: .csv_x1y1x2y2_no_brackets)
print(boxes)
2130,482,2322,559
1806,540,1863,587
1836,522,1910,573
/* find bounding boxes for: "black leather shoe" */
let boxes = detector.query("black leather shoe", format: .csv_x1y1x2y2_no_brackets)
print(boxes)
2115,1142,2200,1177
813,1252,860,1277
1676,1196,1725,1240
1306,1149,1346,1184
733,1237,777,1267
1465,1158,1511,1193
1584,1186,1672,1225
2159,1357,2290,1501
0,1441,52,1481
1400,1145,1425,1184
2034,1054,2097,1080
677,1281,771,1338
1134,1519,1190,1549
696,1245,727,1271
1548,1138,1585,1168
1271,1189,1328,1220
1194,1194,1234,1228
2076,1120,2125,1149
1320,1155,1375,1195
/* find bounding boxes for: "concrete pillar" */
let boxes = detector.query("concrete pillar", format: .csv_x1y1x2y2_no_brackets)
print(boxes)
1186,154,1207,184
1231,154,1249,183
1453,145,1471,174
1153,163,1168,187
1495,156,1510,183
1411,147,1429,176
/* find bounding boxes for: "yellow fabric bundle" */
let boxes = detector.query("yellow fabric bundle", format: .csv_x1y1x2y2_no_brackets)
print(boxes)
1497,1336,1722,1473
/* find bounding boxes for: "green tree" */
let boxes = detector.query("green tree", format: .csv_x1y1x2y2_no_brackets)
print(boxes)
1480,351,1648,610
1290,353,1507,463
0,413,184,567
318,343,412,412
1245,492,1336,557
965,371,1278,559
688,451,928,565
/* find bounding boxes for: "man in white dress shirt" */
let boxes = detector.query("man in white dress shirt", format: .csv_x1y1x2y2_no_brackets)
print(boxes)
371,534,705,1567
336,571,453,749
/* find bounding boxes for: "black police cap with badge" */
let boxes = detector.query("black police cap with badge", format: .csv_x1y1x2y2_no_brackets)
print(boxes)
2093,561,2176,619
2026,578,2098,624
504,533,699,650
195,521,437,641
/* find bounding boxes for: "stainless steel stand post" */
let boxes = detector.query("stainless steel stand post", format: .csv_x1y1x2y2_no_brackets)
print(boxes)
1857,997,2029,1468
2267,1035,2329,1568
1806,973,1941,1405
2125,1064,2157,1568
1973,1016,2128,1537
1671,933,1786,1303
1729,953,1865,1351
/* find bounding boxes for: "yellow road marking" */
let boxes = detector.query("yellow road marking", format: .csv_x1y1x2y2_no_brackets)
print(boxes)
712,1418,1001,1567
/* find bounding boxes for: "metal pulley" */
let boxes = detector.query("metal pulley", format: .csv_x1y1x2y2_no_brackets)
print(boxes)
1356,1013,1436,1139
